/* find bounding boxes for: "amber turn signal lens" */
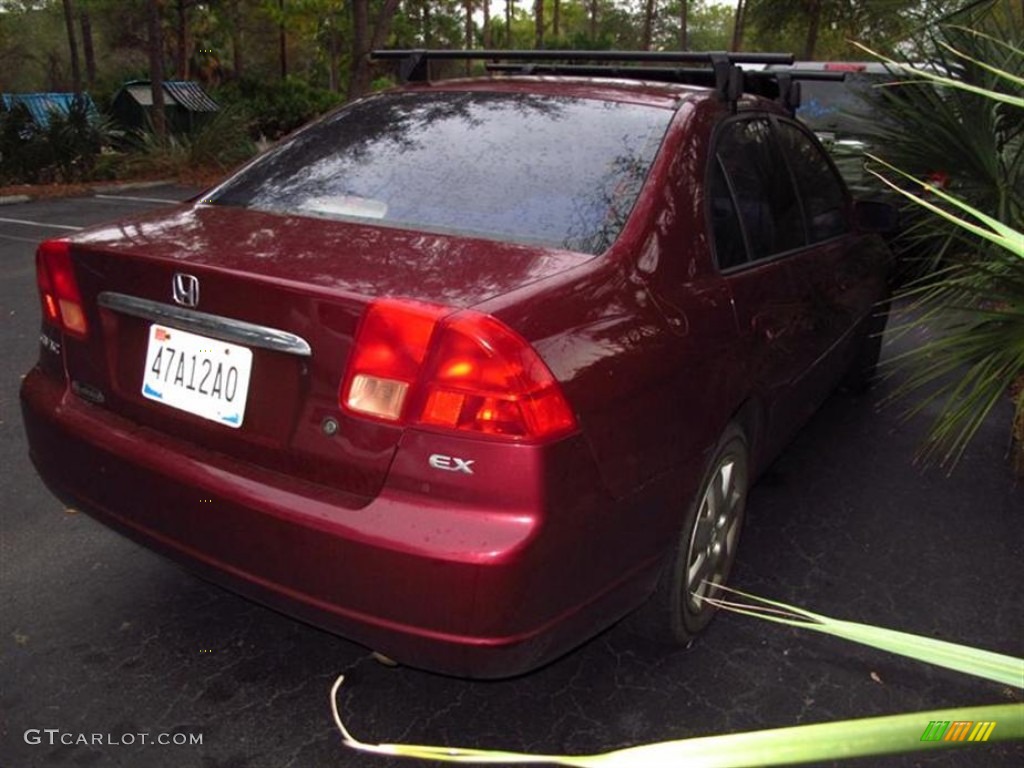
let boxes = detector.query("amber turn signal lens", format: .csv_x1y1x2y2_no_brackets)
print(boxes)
36,239,88,338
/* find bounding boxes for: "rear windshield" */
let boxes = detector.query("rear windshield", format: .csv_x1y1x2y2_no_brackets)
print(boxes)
795,74,891,135
209,90,672,254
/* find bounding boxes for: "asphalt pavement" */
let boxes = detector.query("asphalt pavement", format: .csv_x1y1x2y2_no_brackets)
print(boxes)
1,187,1021,768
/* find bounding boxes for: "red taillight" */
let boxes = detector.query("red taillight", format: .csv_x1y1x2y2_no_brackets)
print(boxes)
824,62,866,72
340,299,448,421
417,312,577,439
340,298,577,442
36,239,87,338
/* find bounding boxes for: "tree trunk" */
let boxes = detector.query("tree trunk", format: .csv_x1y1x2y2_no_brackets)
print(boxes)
731,0,745,52
229,0,243,79
349,0,401,99
483,0,490,47
679,0,687,50
61,0,82,92
350,0,368,93
279,0,287,79
79,4,96,89
553,0,560,38
589,0,597,43
176,0,189,79
506,0,513,47
642,0,655,50
464,0,473,75
328,18,340,92
422,0,432,47
534,0,543,49
803,0,822,60
368,0,401,55
148,0,166,140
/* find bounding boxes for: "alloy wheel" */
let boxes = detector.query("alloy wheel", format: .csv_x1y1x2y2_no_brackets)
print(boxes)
684,449,747,613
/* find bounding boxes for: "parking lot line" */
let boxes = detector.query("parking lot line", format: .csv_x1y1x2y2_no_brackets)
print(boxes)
0,217,83,231
0,233,45,244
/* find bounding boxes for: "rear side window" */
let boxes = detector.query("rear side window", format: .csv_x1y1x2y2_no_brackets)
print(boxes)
210,91,672,255
713,118,804,263
774,121,849,243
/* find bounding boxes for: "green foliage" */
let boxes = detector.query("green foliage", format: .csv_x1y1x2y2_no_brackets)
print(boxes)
0,102,47,184
0,96,119,184
744,0,953,60
854,19,1023,276
327,591,1024,765
212,76,344,141
863,17,1024,472
44,96,121,181
707,586,1023,686
885,251,1024,471
120,106,257,177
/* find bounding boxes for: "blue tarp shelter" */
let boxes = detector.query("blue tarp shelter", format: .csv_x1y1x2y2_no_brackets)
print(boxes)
0,92,99,127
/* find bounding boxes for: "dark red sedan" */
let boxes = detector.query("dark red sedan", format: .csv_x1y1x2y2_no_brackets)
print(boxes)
20,51,892,677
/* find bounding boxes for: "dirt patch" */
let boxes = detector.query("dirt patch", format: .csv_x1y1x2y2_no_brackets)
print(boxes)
0,170,225,202
0,183,96,200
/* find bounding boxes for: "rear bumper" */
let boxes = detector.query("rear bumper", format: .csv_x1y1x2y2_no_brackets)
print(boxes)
20,366,661,677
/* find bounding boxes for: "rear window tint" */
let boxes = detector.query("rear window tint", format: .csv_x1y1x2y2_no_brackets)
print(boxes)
210,91,672,254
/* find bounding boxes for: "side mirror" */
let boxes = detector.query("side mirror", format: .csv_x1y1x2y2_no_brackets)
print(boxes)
854,200,900,234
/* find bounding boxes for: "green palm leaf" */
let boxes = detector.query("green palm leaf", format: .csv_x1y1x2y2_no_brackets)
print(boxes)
329,589,1024,766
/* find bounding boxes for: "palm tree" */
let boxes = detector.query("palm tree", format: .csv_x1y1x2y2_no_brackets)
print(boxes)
61,0,82,92
861,18,1024,473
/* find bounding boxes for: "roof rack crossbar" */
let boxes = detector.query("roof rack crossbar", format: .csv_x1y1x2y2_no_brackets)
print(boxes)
482,62,845,81
371,49,845,115
372,49,794,83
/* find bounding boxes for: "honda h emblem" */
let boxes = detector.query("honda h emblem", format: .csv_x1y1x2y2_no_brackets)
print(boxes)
172,273,200,308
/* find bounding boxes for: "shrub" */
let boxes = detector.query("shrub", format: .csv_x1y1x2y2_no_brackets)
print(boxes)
121,106,257,179
0,101,47,184
855,18,1023,279
0,96,120,184
865,22,1024,472
212,77,344,141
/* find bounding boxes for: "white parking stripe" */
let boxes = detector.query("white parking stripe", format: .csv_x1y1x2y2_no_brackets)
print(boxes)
0,233,44,243
93,194,181,204
0,217,82,231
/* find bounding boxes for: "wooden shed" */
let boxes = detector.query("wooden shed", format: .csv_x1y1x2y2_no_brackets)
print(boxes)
111,80,219,133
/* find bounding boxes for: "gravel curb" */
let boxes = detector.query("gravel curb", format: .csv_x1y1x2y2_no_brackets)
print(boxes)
0,179,175,206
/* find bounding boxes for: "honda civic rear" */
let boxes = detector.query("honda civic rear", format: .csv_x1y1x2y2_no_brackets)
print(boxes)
20,83,678,677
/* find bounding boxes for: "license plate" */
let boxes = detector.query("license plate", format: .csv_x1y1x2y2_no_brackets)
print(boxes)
141,325,253,428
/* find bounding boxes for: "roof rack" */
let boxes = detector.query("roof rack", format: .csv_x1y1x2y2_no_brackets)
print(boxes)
371,49,841,114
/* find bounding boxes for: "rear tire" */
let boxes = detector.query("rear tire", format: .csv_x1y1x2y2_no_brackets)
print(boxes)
631,423,749,645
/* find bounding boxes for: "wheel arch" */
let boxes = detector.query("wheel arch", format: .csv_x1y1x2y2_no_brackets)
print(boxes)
729,396,768,479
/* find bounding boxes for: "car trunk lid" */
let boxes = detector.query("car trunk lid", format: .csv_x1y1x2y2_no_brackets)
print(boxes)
58,204,587,500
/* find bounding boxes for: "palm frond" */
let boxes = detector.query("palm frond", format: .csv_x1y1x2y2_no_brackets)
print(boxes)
328,588,1024,766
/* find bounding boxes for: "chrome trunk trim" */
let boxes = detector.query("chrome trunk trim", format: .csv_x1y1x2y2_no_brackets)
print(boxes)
98,292,312,357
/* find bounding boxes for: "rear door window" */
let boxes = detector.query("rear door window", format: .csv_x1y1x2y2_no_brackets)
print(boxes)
210,91,672,255
774,120,849,243
711,118,805,264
